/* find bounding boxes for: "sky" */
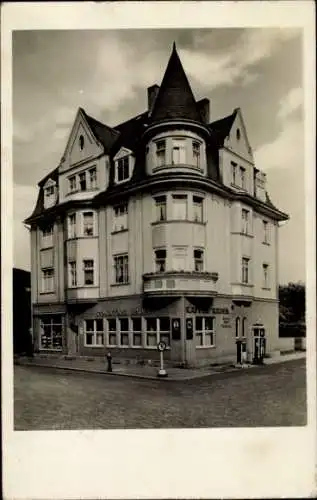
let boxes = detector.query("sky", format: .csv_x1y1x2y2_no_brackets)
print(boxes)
12,28,304,285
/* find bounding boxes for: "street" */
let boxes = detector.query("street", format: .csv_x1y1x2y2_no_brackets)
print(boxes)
14,359,306,430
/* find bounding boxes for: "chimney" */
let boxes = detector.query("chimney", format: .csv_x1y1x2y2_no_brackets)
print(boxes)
197,98,210,124
147,84,160,114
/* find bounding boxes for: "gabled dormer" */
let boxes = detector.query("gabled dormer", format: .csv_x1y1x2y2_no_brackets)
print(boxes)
113,147,135,184
59,108,105,172
223,108,254,164
43,178,57,209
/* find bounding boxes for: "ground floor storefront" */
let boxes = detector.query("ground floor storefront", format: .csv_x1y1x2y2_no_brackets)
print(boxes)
32,294,293,367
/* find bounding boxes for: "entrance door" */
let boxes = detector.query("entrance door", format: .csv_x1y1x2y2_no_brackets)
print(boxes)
253,327,266,364
236,340,242,364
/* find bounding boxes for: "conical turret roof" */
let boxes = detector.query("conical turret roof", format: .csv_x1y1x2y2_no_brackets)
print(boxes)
150,42,202,123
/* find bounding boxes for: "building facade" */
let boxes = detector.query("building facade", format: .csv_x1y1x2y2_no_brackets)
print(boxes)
25,44,291,366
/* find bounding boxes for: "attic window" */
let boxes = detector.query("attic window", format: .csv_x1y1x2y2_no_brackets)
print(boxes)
236,128,241,141
79,135,84,150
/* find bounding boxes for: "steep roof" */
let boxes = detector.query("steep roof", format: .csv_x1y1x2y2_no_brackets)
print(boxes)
150,43,202,123
81,109,120,153
208,109,238,146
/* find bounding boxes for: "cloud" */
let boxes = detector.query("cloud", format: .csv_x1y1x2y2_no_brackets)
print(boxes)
13,184,38,271
277,87,303,121
179,28,299,90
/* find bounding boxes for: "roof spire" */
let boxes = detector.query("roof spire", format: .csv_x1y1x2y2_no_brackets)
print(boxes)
150,42,201,123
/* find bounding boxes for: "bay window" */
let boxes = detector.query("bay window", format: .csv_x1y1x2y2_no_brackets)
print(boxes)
155,249,166,272
172,138,186,164
154,195,167,221
192,141,201,168
155,140,166,167
83,211,94,236
194,248,204,272
172,246,187,271
193,195,203,222
83,259,94,285
68,213,76,239
172,194,187,220
89,167,97,189
69,176,77,193
68,261,77,287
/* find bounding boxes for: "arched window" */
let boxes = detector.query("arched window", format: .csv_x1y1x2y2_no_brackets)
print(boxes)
242,317,247,337
79,135,84,150
236,128,241,140
235,317,240,337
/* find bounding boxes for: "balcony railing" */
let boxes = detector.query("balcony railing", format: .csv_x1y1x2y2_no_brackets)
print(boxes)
143,271,219,295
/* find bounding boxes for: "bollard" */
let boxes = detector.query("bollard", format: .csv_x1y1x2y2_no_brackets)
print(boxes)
106,352,112,372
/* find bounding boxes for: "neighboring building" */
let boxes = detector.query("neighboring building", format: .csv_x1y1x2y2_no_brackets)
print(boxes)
25,43,291,366
13,268,32,355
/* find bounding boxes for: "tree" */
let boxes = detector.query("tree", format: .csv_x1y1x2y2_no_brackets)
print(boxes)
279,282,305,324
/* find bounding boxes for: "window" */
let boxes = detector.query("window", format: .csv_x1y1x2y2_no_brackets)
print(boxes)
242,317,247,337
172,247,187,271
156,140,166,167
79,135,85,150
113,203,128,232
79,172,87,191
83,211,94,236
172,194,187,220
242,257,250,284
119,317,129,346
193,196,203,222
69,176,76,193
68,261,77,287
42,268,54,293
240,167,246,190
117,157,130,182
84,319,104,346
262,263,269,288
155,249,166,272
43,181,56,209
68,213,76,239
192,141,201,168
155,195,167,221
89,167,97,189
132,317,142,347
40,315,63,350
236,128,241,141
172,139,186,164
235,317,240,338
263,220,269,243
114,254,129,284
45,185,55,197
194,249,204,272
41,225,53,248
145,317,170,348
241,209,250,234
195,316,215,347
83,259,94,285
231,161,237,185
108,318,117,346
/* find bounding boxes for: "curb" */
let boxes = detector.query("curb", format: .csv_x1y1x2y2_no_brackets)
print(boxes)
14,356,305,381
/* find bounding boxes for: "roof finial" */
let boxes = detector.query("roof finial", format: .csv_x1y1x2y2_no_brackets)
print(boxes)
172,41,177,51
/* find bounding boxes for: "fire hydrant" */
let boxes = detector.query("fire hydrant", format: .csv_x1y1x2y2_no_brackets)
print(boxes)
106,352,112,372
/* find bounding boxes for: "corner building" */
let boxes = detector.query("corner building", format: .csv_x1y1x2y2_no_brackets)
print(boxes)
25,44,291,366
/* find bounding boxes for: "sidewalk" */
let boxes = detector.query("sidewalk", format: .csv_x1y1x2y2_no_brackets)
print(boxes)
14,351,306,381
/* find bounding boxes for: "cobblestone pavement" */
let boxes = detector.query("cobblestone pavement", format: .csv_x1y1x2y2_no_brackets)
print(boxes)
14,359,306,430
